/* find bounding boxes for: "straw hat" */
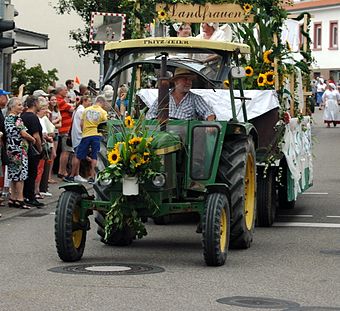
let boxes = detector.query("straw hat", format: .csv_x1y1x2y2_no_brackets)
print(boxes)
171,68,196,81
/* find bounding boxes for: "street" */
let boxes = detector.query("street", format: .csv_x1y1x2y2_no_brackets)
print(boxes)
1,108,340,311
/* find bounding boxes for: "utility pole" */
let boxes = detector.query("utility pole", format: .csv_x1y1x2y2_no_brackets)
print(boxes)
0,0,15,89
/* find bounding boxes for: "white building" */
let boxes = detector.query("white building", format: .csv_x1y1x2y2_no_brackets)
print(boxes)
12,0,98,88
288,0,340,80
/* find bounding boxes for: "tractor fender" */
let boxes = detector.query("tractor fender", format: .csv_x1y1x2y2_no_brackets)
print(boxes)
227,122,259,149
59,183,90,198
206,183,231,206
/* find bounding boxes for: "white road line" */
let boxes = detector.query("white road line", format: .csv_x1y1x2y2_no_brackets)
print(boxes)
326,216,340,218
302,192,328,195
278,214,313,218
273,222,340,228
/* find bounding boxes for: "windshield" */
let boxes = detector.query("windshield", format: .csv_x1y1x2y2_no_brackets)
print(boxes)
104,48,228,86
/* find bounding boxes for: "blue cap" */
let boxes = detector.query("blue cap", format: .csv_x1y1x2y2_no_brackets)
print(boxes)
0,89,10,95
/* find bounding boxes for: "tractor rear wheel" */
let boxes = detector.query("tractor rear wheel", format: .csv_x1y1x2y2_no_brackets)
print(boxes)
95,211,134,246
217,136,256,249
202,193,230,266
55,191,87,262
256,166,277,227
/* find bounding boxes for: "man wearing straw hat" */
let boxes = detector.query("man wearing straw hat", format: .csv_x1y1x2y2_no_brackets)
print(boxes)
146,68,215,121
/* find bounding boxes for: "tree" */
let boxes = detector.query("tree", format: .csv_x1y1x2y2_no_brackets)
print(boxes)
11,59,58,95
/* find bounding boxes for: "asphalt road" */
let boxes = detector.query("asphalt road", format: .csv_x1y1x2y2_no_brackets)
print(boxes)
1,109,340,311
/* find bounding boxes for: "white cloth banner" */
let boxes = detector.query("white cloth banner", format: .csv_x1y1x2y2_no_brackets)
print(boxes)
137,89,280,121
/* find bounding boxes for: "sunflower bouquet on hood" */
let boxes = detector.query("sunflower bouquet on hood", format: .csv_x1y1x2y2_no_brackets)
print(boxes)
98,114,162,183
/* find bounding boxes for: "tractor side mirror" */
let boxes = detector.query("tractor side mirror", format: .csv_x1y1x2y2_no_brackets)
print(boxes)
231,66,246,78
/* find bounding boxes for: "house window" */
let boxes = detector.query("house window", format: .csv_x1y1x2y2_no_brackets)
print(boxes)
314,23,322,50
330,21,338,49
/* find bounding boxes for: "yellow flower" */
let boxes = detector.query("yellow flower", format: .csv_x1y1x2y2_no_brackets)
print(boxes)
223,80,230,88
263,50,273,64
245,66,254,77
257,73,267,87
108,148,120,165
143,152,150,163
124,116,134,129
157,9,168,21
265,71,275,85
130,153,138,162
128,136,142,146
243,3,253,14
114,141,125,150
146,136,153,146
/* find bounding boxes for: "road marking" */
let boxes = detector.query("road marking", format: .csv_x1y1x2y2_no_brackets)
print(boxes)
273,222,340,228
278,214,313,218
302,192,328,195
326,216,340,218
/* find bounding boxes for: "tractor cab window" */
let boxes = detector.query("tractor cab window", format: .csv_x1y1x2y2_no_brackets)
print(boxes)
191,125,219,180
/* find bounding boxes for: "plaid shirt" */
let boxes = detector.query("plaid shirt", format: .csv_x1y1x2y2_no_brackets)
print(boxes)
146,91,214,120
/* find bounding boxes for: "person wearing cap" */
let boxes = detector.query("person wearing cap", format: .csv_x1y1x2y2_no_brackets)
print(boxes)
103,84,114,112
33,89,49,97
322,82,340,127
196,22,229,41
147,68,215,121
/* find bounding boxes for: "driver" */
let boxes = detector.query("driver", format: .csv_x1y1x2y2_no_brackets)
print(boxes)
146,68,216,121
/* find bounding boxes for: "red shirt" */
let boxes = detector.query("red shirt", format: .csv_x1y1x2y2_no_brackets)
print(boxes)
57,95,73,134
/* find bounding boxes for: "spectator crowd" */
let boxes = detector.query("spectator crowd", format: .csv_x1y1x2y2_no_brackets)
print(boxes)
0,79,115,217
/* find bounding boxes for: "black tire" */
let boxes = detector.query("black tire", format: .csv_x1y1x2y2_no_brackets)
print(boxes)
153,215,171,225
95,211,134,246
217,136,256,249
55,191,87,262
278,158,296,210
202,193,230,266
256,166,277,227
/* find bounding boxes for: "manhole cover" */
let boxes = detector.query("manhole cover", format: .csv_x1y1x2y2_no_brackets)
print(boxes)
216,296,300,309
20,213,50,217
320,249,340,256
49,263,165,275
284,307,340,311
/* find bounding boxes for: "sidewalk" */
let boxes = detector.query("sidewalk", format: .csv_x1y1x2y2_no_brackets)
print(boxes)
0,176,92,221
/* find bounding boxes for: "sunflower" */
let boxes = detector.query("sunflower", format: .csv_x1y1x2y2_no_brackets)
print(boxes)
128,136,142,146
223,80,230,88
265,71,275,85
130,153,138,162
108,148,120,165
245,66,254,77
263,50,273,64
114,141,125,150
143,152,150,163
257,73,267,87
124,116,134,129
243,3,253,14
157,9,168,21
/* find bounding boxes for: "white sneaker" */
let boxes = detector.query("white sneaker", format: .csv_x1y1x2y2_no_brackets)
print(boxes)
74,175,88,183
40,192,52,197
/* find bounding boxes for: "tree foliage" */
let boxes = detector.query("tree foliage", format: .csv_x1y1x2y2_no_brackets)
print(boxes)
11,59,58,95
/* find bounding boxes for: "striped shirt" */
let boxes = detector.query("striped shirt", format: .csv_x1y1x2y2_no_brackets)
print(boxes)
146,91,214,120
57,96,73,134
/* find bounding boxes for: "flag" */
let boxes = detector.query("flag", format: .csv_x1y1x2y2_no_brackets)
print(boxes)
75,76,81,84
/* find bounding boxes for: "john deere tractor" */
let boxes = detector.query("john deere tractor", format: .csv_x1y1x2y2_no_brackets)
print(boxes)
55,37,258,266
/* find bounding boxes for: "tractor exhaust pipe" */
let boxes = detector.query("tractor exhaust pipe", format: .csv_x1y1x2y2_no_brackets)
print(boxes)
157,52,169,131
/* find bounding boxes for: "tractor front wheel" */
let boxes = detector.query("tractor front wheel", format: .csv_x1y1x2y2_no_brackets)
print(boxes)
202,193,230,266
55,191,88,262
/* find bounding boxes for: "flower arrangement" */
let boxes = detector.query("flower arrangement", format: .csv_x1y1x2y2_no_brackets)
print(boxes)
98,114,162,240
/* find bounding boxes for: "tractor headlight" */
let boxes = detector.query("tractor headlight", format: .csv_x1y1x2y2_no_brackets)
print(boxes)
98,177,112,187
152,174,166,187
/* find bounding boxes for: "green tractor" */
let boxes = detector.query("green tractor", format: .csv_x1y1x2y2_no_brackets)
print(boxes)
55,38,258,266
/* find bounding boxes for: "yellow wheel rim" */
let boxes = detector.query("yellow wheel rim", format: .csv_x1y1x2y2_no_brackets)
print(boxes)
220,208,227,252
244,153,255,231
72,208,83,249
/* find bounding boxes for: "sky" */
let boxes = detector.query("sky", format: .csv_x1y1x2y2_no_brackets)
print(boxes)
12,0,99,88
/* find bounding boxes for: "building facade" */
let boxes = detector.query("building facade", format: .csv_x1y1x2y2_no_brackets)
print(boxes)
288,0,340,81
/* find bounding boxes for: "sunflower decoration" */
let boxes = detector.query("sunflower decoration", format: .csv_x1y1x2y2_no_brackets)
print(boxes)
124,115,134,129
257,73,267,87
263,50,273,64
265,70,275,85
223,80,230,89
157,9,168,22
243,3,253,15
245,66,254,77
128,136,142,146
108,148,120,165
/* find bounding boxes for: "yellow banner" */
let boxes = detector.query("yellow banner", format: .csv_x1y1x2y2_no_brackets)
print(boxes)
156,3,254,23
